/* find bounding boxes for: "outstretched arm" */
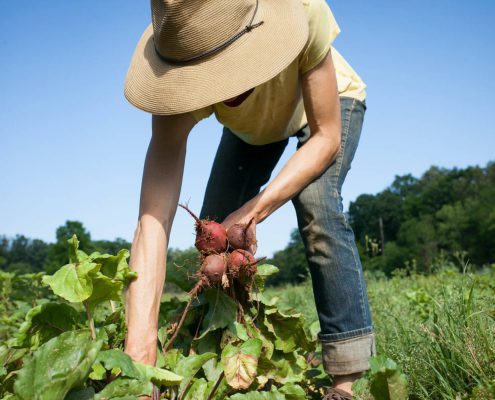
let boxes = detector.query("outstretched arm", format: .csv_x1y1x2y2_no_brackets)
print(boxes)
124,113,196,365
222,50,341,228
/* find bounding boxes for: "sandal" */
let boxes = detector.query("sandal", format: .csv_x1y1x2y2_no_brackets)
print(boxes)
322,387,353,400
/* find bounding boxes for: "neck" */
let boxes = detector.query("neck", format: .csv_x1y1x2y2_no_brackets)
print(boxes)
224,88,254,107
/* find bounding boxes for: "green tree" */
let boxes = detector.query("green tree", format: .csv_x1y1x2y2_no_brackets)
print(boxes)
266,229,308,286
350,161,495,274
349,189,403,245
93,238,131,255
44,221,94,273
166,247,201,292
0,235,49,273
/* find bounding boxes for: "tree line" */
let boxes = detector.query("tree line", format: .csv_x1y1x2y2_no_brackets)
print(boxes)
1,162,494,285
267,161,495,284
0,221,131,275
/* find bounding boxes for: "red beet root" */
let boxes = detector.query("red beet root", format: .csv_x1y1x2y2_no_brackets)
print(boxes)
163,252,227,352
179,204,228,254
227,220,256,251
201,254,227,284
227,249,256,278
195,221,228,254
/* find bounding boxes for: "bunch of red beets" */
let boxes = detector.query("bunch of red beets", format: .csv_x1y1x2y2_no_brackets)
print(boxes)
179,204,260,289
163,204,261,352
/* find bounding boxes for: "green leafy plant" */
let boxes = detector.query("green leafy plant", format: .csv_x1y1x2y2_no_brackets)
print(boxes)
0,236,181,399
0,235,326,399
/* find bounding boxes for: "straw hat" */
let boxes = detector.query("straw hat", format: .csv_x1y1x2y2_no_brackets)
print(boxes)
124,0,309,115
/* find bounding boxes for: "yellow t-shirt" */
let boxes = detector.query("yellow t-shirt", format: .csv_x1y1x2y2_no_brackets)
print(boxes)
190,0,366,145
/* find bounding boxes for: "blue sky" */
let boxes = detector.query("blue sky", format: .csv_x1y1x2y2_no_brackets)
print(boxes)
1,1,494,257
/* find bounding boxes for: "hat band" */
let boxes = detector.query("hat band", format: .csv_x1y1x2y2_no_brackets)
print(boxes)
154,0,264,65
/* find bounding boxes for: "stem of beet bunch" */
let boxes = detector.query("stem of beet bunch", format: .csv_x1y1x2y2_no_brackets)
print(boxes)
163,281,203,353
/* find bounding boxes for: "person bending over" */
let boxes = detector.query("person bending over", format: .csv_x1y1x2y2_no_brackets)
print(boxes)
123,0,375,398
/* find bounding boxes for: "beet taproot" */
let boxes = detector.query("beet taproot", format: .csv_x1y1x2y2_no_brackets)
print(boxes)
201,254,227,284
163,252,228,352
227,249,256,278
179,204,228,254
227,220,256,251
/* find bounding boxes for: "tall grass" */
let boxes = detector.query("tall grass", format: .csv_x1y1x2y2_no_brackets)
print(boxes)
265,266,495,399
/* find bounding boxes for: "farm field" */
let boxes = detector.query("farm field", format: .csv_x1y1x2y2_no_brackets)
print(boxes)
265,266,495,399
0,239,494,399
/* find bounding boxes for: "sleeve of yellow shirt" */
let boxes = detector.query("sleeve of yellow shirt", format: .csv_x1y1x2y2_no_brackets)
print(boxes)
298,0,341,75
189,104,213,123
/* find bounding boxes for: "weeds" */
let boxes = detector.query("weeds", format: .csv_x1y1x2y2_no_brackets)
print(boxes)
266,266,495,399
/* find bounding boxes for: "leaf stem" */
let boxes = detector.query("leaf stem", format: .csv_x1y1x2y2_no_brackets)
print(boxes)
207,371,225,400
84,301,96,340
163,281,202,353
178,203,201,223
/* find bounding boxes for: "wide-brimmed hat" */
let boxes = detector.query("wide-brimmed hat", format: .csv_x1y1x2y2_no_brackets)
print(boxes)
124,0,309,115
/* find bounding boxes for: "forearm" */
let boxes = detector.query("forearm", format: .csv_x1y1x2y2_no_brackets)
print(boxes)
124,216,168,363
124,115,193,365
252,127,340,223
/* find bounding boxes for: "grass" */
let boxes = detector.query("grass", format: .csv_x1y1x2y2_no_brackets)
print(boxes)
264,265,495,399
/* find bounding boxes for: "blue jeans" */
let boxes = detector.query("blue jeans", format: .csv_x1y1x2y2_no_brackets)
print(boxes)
200,97,375,375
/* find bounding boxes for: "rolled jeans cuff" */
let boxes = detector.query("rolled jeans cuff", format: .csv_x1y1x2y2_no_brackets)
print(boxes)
320,332,376,375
